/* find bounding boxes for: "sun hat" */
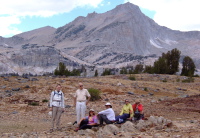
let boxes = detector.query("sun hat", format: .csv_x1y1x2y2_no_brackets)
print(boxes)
105,102,111,106
89,109,95,112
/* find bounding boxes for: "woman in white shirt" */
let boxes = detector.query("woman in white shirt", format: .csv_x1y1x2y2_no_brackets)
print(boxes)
49,84,65,132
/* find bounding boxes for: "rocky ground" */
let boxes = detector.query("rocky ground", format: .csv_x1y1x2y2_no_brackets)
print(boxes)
0,74,200,138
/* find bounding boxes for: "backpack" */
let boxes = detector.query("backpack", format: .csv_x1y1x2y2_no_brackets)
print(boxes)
53,91,63,101
48,91,63,107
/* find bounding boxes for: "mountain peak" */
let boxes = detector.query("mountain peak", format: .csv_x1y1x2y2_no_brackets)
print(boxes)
115,2,140,11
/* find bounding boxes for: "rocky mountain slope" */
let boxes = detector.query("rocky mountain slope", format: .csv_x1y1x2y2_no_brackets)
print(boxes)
0,2,200,74
0,74,200,137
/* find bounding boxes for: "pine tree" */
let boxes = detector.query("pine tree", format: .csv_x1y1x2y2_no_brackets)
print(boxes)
163,48,181,74
133,64,143,74
94,70,98,77
181,56,196,76
153,57,168,74
143,65,154,74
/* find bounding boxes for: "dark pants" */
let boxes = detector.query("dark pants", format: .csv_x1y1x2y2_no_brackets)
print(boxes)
115,113,130,123
134,112,144,120
98,114,113,125
79,119,93,130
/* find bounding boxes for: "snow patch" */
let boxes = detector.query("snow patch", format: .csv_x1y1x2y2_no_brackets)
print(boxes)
155,37,178,45
165,39,178,45
150,39,163,48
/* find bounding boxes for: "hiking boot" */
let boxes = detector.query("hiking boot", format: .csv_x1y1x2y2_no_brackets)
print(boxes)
74,127,79,132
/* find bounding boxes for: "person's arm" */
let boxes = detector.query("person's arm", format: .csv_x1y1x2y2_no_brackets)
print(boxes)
49,91,53,111
138,104,143,113
129,104,134,118
74,97,76,107
88,122,97,126
61,92,65,111
86,89,91,105
98,109,109,115
74,91,77,107
86,96,91,105
132,104,136,112
119,106,124,116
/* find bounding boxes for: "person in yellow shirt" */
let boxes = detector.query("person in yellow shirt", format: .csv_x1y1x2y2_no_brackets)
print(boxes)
115,99,133,124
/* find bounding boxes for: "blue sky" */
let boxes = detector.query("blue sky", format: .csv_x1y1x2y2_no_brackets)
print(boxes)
0,0,199,37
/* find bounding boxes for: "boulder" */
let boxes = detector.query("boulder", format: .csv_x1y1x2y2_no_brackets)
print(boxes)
1,86,6,89
12,88,20,91
24,85,30,88
148,116,158,125
78,129,95,136
136,120,147,131
31,78,38,81
127,92,134,95
97,124,119,137
157,116,165,125
120,121,138,133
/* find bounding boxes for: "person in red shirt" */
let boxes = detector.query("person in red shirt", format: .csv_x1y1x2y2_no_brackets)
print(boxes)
132,100,144,121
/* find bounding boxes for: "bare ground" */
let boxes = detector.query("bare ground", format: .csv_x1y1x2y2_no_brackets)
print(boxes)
0,74,200,137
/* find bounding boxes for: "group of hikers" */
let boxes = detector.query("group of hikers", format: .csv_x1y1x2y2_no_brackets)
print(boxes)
49,83,144,132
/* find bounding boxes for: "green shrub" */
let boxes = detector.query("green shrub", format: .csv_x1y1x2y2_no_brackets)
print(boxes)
42,99,48,103
88,88,101,101
144,87,148,91
129,75,136,81
182,77,194,83
29,102,39,106
193,74,199,77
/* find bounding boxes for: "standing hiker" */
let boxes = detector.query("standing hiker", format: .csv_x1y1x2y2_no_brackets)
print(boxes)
74,82,91,124
49,84,65,132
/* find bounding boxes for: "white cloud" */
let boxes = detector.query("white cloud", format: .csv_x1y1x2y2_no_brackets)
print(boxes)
0,0,104,17
125,0,200,31
0,16,22,37
0,0,104,37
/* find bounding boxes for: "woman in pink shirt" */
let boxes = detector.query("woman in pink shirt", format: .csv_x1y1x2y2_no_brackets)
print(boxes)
75,109,98,131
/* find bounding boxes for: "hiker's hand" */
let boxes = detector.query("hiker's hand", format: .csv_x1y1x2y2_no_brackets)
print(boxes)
50,107,53,111
86,101,89,105
74,103,76,107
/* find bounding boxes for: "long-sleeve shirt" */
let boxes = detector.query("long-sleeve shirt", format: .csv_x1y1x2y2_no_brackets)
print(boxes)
98,108,115,121
119,103,133,117
50,90,65,108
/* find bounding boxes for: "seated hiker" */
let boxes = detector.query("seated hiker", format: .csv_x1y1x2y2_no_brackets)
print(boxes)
115,99,133,124
75,109,98,132
132,100,144,121
98,102,115,125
